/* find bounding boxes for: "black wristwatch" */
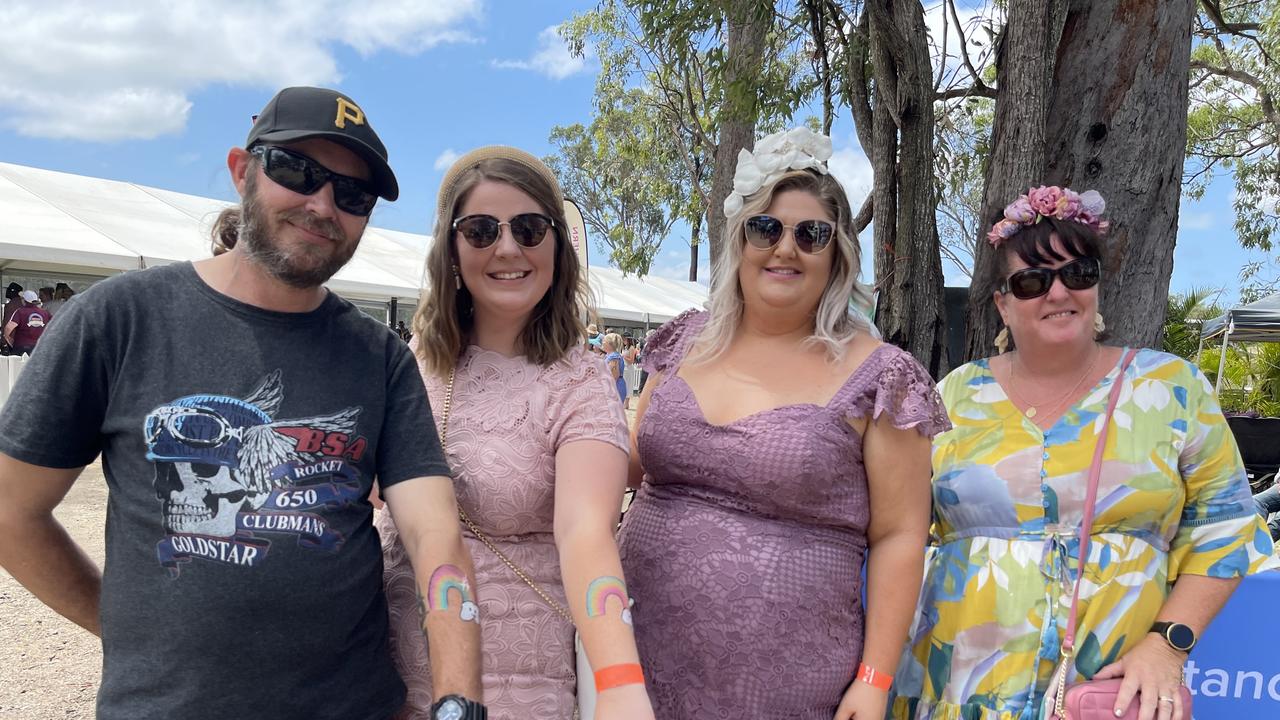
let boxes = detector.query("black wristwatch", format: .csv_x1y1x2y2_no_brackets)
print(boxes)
1150,621,1197,653
430,694,487,720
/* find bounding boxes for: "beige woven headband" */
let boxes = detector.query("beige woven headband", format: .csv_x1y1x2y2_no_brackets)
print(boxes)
435,145,565,229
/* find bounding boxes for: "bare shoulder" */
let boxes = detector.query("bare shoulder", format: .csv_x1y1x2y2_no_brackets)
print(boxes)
838,332,888,375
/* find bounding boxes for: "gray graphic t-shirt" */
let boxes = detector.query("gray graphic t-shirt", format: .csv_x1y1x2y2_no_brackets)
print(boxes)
0,262,450,720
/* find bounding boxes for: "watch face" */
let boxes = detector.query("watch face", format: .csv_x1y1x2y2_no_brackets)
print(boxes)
1167,624,1195,650
436,699,464,720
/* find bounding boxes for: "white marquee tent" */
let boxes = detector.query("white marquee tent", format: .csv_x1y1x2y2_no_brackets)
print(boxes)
0,161,706,324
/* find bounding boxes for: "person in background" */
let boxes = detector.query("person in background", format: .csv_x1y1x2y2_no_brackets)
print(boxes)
3,290,51,356
602,333,628,410
636,328,656,394
45,283,73,316
396,320,412,342
3,283,23,327
585,322,602,352
38,287,54,306
622,335,640,367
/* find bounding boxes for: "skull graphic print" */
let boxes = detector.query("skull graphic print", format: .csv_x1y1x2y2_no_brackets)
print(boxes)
144,370,367,571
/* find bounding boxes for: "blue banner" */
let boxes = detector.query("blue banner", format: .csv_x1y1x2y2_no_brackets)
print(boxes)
1188,572,1280,718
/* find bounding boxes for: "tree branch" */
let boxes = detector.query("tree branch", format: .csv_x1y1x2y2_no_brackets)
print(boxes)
935,84,999,101
854,193,873,233
948,0,994,96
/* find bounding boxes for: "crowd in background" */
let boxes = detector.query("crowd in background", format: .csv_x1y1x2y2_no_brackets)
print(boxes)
0,281,75,356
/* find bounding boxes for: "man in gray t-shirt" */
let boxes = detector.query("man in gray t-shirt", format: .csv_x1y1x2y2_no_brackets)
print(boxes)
0,87,486,720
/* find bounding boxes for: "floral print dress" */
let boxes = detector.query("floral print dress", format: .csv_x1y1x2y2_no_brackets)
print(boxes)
889,349,1276,720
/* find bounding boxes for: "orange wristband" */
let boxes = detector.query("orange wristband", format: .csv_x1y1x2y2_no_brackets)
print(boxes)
857,662,893,691
594,663,645,691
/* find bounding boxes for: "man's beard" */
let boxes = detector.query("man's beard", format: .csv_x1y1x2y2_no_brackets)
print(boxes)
237,174,362,289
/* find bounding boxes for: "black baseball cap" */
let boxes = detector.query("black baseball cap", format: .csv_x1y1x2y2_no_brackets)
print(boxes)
246,86,399,201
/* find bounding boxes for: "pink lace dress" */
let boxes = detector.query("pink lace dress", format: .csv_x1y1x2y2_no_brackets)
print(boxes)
375,345,628,719
617,310,950,719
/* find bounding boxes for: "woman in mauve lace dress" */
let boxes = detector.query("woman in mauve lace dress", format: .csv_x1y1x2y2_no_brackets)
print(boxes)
616,128,951,720
376,146,654,720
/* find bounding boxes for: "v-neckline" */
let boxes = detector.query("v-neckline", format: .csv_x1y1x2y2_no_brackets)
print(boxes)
987,347,1131,437
671,344,895,429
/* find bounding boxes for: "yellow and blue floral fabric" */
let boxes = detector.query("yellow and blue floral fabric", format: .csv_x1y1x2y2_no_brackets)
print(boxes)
889,349,1275,720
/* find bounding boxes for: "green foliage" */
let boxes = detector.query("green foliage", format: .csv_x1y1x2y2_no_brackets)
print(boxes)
1186,1,1280,293
1200,342,1280,416
935,96,994,278
545,89,682,275
557,0,816,277
1162,287,1226,359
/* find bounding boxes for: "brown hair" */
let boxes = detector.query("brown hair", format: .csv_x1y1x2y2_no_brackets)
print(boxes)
413,150,590,376
987,217,1106,295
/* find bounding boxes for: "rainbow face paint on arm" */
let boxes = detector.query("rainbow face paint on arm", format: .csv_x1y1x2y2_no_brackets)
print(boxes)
585,576,634,626
427,564,480,624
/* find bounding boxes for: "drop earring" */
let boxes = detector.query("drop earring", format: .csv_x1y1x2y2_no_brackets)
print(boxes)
1094,312,1105,338
994,326,1011,354
452,264,461,290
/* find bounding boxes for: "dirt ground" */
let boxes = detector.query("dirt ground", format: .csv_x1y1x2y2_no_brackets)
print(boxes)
0,463,105,719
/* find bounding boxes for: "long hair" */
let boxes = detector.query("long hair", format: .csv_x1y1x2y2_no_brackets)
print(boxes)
210,156,262,256
414,158,590,376
690,169,874,365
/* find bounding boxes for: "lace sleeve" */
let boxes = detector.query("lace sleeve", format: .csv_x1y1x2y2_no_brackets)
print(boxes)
641,309,705,374
840,346,951,437
546,348,630,454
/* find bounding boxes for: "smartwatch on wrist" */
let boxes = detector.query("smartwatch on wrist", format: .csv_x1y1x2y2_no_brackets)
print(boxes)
1150,621,1197,653
430,694,487,720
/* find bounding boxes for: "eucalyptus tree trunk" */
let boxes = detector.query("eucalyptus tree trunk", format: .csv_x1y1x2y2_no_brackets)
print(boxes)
966,0,1195,358
707,0,770,280
866,0,949,376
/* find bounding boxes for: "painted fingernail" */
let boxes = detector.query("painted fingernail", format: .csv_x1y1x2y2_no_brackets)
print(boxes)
1113,710,1122,718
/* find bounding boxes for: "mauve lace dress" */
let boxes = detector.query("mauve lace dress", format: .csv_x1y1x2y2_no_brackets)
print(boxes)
617,310,950,719
375,345,628,719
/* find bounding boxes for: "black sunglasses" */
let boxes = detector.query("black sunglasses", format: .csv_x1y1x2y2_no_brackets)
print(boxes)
1001,257,1101,299
453,213,556,249
250,145,378,217
744,215,835,254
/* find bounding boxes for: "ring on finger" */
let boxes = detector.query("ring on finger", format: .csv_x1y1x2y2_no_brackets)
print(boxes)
1158,695,1175,704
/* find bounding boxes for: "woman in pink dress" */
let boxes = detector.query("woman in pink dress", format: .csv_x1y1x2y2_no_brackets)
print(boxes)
376,146,655,720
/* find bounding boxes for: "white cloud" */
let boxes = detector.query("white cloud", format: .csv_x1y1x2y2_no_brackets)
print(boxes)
491,25,588,80
1178,211,1215,231
0,0,482,141
433,148,462,171
827,143,874,212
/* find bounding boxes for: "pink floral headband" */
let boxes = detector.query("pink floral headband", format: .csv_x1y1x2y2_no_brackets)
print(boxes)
986,186,1109,247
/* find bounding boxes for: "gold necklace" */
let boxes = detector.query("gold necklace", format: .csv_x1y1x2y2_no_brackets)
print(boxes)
1007,345,1100,420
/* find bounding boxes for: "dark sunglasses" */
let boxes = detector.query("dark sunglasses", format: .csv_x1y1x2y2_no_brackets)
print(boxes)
453,213,556,249
1000,257,1101,300
744,215,835,254
250,145,378,217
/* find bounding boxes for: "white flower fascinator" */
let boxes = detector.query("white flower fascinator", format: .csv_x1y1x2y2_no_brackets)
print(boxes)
723,127,834,218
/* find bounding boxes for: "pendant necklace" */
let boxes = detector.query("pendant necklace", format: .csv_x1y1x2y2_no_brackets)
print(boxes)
1007,345,1100,420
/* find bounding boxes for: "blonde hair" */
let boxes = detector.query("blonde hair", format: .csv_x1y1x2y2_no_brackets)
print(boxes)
690,169,873,364
413,147,591,376
602,332,623,351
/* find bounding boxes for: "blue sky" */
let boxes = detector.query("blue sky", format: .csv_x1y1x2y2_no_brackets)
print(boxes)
0,0,1263,304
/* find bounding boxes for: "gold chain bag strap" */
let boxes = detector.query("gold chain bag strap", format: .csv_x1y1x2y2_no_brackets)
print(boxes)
439,369,593,717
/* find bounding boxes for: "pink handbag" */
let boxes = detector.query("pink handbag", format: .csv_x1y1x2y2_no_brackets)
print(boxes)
1045,349,1192,720
1052,678,1191,720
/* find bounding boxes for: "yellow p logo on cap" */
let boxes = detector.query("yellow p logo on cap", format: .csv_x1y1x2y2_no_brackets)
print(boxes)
334,98,366,129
